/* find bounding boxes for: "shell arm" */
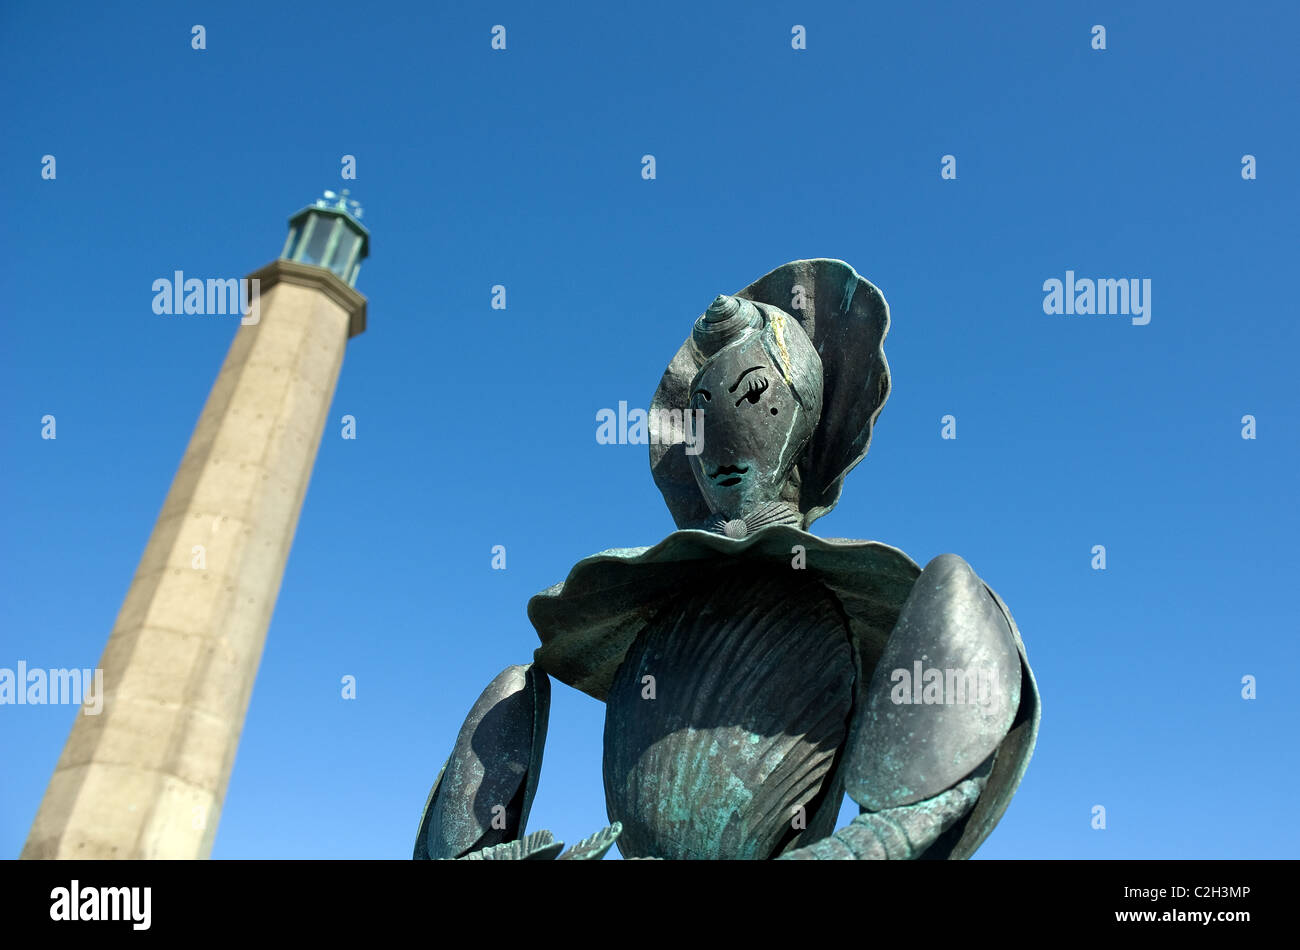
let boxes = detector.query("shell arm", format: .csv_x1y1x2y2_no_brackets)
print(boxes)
779,553,1023,860
413,663,550,860
777,769,990,860
411,662,621,861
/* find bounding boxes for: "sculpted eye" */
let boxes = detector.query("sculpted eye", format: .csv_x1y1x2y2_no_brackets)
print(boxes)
692,388,712,403
728,365,769,406
735,376,768,407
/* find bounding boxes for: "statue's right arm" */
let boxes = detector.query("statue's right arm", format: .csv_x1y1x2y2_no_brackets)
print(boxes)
413,663,550,860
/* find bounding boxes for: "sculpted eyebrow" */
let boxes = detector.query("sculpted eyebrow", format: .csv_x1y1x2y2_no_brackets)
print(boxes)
728,366,765,393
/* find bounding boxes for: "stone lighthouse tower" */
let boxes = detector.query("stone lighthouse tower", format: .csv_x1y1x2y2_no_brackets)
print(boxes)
22,192,370,859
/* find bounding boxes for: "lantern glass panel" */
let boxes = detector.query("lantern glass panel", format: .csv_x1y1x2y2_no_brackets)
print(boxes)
331,231,360,277
301,216,335,266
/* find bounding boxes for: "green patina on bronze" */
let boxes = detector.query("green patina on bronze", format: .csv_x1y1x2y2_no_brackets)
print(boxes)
413,259,1040,860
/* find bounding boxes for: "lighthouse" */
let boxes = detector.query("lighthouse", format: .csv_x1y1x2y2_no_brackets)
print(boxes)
22,192,369,859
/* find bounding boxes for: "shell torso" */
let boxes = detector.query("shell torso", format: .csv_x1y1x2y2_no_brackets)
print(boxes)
602,564,856,859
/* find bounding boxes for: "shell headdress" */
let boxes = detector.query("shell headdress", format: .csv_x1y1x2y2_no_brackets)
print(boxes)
649,258,892,531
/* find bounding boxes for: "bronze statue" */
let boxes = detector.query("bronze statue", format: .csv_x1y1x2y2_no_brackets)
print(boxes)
415,259,1040,860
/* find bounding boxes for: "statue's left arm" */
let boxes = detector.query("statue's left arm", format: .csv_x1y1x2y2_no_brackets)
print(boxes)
780,553,1028,860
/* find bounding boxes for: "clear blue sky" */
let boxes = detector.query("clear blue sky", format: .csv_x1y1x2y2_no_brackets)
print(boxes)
2,0,1297,859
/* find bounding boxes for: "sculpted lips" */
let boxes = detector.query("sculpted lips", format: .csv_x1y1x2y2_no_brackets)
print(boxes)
711,464,748,487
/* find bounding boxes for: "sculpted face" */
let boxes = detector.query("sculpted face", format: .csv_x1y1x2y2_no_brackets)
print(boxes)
687,324,818,521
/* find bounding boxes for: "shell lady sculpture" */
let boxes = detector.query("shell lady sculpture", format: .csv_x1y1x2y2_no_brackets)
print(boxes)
414,259,1040,861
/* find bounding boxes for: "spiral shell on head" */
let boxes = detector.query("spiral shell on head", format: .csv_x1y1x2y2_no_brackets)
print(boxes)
692,294,762,359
